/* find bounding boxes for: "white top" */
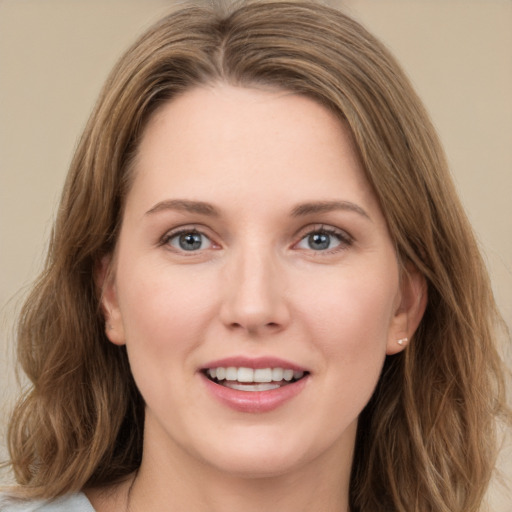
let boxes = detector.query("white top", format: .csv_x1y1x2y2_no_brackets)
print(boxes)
0,493,95,512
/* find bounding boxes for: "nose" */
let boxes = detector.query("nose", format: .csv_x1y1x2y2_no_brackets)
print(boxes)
219,244,291,336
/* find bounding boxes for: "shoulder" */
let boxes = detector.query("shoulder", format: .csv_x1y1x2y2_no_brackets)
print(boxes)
0,493,95,512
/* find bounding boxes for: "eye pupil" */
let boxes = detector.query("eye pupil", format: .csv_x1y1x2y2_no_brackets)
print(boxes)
179,232,202,251
308,232,330,250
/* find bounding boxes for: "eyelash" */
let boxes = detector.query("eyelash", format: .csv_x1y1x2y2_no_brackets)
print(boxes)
159,226,215,253
294,225,353,253
159,224,353,254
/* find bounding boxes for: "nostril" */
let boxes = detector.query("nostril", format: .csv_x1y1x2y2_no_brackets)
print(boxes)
228,321,280,332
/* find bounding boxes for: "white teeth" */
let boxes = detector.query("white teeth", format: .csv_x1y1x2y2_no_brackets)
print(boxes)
225,367,237,381
283,369,294,381
271,367,284,381
206,366,305,384
237,367,254,382
254,368,272,383
224,382,281,392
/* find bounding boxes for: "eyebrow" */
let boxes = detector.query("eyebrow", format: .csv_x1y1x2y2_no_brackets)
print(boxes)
145,199,219,217
145,198,370,221
290,200,371,221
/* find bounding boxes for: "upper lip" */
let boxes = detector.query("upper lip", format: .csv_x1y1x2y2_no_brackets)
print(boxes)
201,356,308,372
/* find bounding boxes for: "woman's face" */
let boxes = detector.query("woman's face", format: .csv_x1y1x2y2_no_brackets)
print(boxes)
103,84,423,479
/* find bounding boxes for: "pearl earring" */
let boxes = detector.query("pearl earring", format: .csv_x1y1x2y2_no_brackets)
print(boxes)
397,337,408,346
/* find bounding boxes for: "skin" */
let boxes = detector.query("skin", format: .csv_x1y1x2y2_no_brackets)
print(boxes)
94,84,426,512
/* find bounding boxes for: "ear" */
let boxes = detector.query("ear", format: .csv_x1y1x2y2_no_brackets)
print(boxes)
386,264,427,355
95,255,126,346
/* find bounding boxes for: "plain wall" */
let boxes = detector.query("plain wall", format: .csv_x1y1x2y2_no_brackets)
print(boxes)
1,0,511,509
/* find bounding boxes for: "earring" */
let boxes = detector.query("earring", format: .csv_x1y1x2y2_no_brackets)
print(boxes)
397,337,408,346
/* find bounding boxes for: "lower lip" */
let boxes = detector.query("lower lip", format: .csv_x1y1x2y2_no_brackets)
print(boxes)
201,373,309,413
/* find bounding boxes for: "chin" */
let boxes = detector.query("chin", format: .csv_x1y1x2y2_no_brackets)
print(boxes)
205,449,310,480
188,424,337,480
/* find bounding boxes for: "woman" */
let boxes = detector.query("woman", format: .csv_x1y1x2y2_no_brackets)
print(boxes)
1,1,510,511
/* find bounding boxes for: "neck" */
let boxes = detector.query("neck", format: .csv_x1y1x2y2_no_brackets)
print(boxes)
123,419,356,512
129,461,351,512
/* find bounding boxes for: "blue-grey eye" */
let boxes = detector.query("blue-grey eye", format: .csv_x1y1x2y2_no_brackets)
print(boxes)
169,231,212,251
297,230,343,251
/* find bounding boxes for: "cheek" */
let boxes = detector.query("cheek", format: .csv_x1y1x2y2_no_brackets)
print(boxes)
299,264,399,361
115,259,218,361
114,262,221,414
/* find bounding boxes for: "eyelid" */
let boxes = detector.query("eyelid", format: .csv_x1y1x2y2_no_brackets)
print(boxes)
159,224,221,251
158,223,353,254
292,224,354,251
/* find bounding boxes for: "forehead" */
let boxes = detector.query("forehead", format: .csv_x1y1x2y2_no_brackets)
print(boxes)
127,83,380,220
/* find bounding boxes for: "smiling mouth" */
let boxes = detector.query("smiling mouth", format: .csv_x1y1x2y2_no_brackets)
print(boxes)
203,367,308,392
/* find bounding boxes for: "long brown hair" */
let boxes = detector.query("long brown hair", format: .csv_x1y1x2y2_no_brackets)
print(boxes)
5,2,510,510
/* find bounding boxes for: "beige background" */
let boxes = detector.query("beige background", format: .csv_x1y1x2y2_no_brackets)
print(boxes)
1,0,511,509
